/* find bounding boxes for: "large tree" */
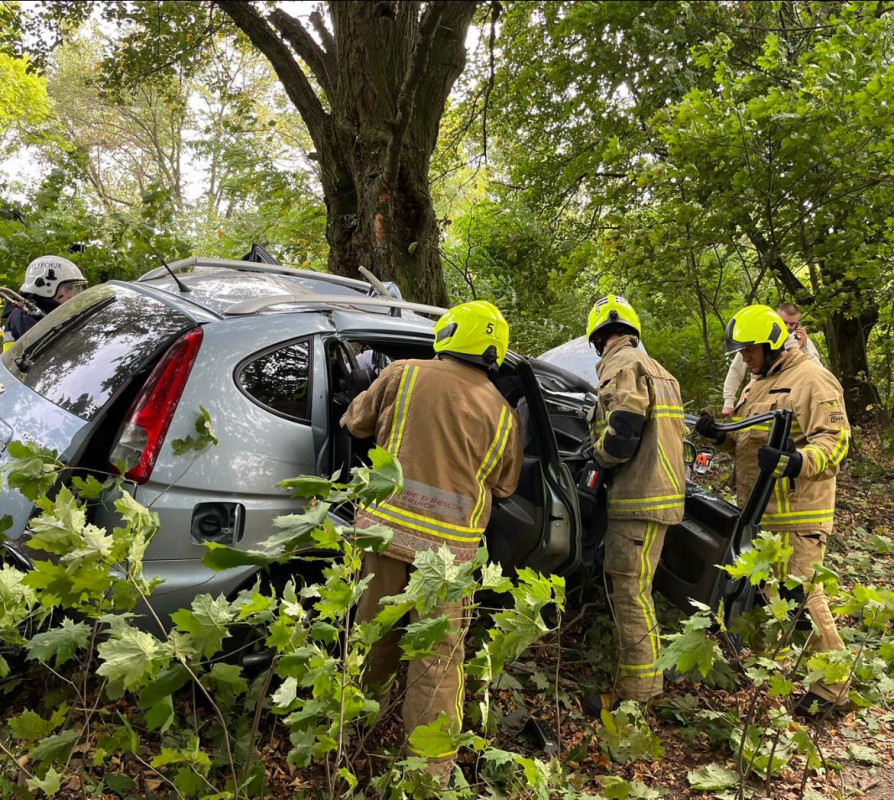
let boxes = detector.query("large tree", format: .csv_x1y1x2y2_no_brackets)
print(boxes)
213,1,479,305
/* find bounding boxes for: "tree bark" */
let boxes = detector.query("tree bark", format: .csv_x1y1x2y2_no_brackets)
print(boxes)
215,0,477,307
825,302,880,425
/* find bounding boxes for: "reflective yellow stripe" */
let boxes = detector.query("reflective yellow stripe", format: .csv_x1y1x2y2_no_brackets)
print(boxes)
631,521,660,667
369,505,483,542
378,502,484,536
803,444,828,473
610,501,684,514
829,428,849,466
2,341,13,353
763,508,835,527
652,404,685,420
386,365,419,456
611,492,685,505
657,441,681,495
470,407,513,527
619,665,662,678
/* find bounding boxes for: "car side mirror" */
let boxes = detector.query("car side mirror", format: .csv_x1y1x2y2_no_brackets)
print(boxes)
683,439,697,466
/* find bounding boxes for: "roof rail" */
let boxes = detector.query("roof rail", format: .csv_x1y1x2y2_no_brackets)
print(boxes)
225,292,448,318
138,256,371,291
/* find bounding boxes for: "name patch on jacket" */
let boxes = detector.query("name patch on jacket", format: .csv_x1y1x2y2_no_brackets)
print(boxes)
399,479,473,521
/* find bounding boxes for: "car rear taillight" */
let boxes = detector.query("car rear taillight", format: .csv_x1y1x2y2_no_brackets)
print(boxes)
110,326,204,484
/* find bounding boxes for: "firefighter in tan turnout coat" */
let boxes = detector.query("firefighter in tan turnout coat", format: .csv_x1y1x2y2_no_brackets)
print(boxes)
341,300,522,776
696,304,851,714
581,295,687,715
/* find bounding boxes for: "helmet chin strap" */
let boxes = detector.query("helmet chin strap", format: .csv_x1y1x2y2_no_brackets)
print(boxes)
759,344,785,375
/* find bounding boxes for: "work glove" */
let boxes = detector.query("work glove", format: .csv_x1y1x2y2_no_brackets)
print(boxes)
758,437,803,479
694,411,726,445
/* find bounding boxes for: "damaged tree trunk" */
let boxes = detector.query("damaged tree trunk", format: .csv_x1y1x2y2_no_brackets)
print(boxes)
216,0,478,307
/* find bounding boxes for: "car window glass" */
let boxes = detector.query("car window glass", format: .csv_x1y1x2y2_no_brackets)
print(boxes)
2,285,194,422
238,340,312,423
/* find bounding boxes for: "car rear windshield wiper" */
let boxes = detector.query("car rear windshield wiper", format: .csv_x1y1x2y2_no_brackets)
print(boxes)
14,296,115,373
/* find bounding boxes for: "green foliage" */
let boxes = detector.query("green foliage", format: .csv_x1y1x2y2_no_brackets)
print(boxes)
171,406,219,456
599,701,664,763
686,762,739,792
656,602,724,679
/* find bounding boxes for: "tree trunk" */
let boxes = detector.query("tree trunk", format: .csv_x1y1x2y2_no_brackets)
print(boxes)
216,1,476,307
825,306,880,424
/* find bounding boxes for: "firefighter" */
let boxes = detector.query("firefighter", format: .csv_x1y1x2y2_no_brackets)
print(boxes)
581,295,686,715
341,300,523,778
3,255,87,350
696,304,851,714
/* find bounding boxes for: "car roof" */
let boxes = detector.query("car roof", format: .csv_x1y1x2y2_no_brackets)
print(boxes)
136,258,445,323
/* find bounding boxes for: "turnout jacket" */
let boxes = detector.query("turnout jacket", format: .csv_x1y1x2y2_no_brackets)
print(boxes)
723,348,849,535
589,336,686,524
341,356,523,564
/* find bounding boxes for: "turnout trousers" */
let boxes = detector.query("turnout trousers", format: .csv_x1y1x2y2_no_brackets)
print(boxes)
354,551,468,777
768,530,849,704
604,519,667,701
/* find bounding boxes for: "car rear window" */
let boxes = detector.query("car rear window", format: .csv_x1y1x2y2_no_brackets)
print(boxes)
2,285,195,422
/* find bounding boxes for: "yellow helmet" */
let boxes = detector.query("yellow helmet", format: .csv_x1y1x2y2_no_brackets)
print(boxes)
724,305,787,354
586,295,641,350
433,300,509,369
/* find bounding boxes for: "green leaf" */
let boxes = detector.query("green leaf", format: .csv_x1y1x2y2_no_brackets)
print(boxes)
202,663,249,703
96,627,169,690
138,663,191,708
26,766,63,797
352,523,394,554
277,475,336,500
8,709,65,743
686,763,739,791
170,593,234,658
171,406,219,455
847,744,881,765
407,713,459,759
26,618,91,667
144,694,174,733
104,774,136,796
400,615,453,660
71,474,110,500
351,445,404,505
724,532,792,585
29,729,79,765
202,542,274,571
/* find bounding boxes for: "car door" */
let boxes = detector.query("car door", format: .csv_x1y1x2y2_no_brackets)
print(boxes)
654,410,794,619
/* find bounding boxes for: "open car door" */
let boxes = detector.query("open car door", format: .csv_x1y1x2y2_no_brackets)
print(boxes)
654,410,794,621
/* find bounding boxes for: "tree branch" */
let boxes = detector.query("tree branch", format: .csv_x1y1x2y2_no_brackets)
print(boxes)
384,1,448,187
214,0,328,148
412,1,480,155
310,8,337,60
269,7,334,100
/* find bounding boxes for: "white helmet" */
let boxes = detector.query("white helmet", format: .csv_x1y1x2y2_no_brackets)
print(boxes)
20,255,86,299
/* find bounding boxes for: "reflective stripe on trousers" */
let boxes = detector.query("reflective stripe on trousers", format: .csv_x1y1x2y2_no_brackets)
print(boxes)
603,519,668,701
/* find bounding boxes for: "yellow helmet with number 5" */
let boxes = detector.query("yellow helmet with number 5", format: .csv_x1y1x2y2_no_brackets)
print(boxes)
433,300,509,369
724,305,787,354
586,295,641,353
